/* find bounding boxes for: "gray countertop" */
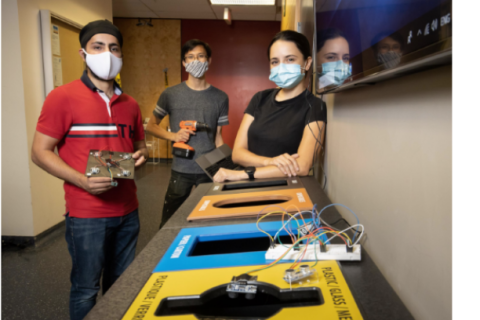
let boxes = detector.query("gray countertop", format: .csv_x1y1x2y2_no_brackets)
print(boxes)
86,177,413,320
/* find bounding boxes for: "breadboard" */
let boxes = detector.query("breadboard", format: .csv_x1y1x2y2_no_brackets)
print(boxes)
266,244,362,261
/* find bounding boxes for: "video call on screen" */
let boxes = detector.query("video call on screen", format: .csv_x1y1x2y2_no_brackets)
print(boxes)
315,0,452,90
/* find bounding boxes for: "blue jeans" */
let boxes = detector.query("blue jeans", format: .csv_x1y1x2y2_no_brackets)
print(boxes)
65,209,140,320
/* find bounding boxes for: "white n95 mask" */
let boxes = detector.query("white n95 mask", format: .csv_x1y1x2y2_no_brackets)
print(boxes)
83,49,123,80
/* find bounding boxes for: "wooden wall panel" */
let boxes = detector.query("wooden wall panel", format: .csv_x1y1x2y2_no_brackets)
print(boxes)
113,18,181,159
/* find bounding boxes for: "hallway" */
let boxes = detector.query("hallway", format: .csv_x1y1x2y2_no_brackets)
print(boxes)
2,163,173,320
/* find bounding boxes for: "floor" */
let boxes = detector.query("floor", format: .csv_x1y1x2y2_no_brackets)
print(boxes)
1,163,172,320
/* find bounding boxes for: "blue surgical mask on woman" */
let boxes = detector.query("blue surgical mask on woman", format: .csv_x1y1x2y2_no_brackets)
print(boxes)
269,63,306,89
318,60,352,87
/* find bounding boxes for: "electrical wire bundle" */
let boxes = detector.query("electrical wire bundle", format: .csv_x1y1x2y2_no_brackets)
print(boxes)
246,203,365,275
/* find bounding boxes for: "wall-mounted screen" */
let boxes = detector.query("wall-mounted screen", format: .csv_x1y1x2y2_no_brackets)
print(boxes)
315,0,452,93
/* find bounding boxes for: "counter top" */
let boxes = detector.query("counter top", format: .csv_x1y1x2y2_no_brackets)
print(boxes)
86,177,413,320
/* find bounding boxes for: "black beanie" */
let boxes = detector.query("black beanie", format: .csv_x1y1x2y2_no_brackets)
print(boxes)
79,20,123,48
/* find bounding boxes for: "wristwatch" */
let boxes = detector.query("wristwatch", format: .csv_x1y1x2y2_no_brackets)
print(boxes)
244,167,256,180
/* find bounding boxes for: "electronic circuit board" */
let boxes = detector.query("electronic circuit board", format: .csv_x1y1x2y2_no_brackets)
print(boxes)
84,149,135,181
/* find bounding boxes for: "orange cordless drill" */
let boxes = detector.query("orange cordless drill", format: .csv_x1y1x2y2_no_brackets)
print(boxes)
172,121,209,158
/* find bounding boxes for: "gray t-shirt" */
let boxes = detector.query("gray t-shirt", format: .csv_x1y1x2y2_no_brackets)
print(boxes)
153,82,229,174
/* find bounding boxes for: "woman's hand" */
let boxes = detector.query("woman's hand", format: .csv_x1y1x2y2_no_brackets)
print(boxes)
213,168,248,182
266,153,300,177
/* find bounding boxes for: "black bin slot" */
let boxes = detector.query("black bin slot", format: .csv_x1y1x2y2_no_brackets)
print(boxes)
189,235,294,256
222,180,288,191
155,283,323,318
214,198,289,208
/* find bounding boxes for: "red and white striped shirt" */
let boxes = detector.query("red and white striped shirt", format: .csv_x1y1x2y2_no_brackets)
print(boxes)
36,71,145,218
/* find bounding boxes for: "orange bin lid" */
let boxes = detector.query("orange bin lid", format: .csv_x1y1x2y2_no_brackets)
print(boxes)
187,188,313,221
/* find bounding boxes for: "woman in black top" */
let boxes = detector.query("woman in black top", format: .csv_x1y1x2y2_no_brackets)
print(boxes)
213,31,326,182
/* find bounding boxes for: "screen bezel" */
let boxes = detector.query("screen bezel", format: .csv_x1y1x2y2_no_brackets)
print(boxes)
313,0,452,94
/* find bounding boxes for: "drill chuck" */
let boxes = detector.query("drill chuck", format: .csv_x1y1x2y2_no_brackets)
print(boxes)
196,122,209,130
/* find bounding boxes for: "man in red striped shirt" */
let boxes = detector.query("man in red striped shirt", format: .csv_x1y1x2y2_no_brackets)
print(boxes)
31,20,148,320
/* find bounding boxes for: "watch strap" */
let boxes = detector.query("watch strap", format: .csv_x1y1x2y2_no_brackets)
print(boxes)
245,166,255,180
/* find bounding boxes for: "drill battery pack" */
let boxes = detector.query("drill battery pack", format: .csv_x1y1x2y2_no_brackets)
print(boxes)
173,145,195,159
172,121,209,159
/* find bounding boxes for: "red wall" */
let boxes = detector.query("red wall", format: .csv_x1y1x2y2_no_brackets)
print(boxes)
181,20,280,148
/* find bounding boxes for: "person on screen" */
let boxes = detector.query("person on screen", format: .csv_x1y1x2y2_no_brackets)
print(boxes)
316,28,352,89
372,32,404,69
212,31,326,183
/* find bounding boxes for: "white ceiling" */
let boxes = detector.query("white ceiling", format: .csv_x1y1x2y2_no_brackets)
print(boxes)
112,0,283,21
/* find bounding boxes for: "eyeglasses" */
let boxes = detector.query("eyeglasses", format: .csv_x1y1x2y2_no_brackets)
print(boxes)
185,54,207,62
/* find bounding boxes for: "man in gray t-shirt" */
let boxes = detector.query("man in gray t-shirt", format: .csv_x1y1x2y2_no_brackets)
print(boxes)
146,39,229,228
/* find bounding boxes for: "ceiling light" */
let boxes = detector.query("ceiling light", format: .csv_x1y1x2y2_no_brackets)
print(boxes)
210,0,275,5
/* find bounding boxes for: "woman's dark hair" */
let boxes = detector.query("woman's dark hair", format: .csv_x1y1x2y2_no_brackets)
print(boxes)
317,28,347,53
267,30,311,60
181,39,212,61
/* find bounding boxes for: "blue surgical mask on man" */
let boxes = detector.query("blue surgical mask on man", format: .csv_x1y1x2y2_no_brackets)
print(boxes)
318,60,352,88
269,63,306,89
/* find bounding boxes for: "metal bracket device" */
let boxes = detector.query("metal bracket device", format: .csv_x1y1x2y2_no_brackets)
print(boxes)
226,274,259,300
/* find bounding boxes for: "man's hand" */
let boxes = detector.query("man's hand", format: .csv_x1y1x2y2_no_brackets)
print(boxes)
213,168,248,182
174,129,195,142
132,149,148,167
80,176,114,195
267,153,300,177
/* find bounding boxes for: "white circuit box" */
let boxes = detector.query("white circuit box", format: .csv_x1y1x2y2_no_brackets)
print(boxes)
266,244,361,261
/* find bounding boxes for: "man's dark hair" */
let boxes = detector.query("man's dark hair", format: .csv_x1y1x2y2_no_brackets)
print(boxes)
316,28,347,53
371,31,405,53
267,30,311,60
181,39,212,61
